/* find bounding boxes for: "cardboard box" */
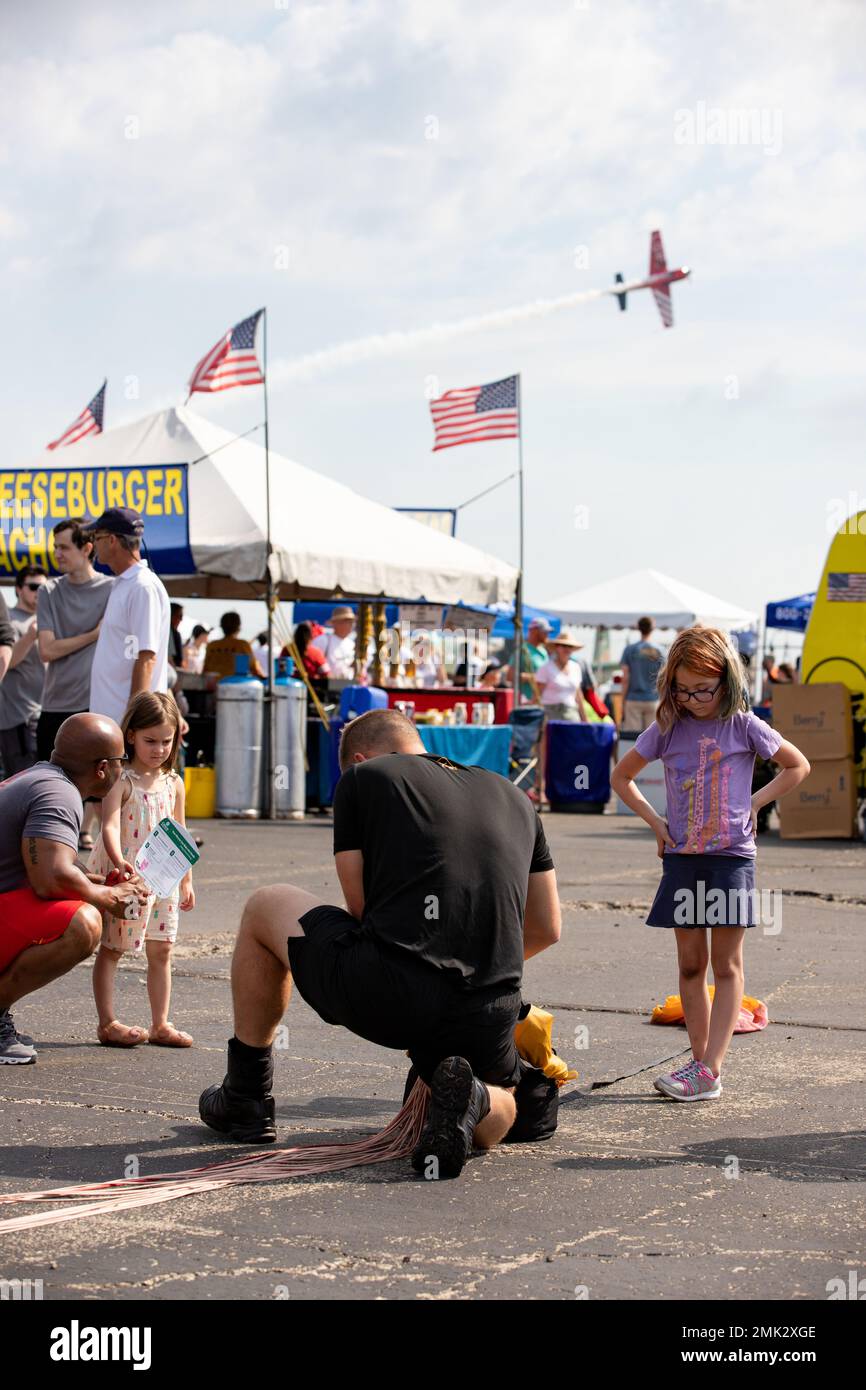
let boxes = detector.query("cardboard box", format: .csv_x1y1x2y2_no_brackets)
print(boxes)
778,757,857,839
771,682,853,762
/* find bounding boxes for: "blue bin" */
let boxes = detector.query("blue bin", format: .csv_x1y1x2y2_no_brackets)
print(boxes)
339,686,388,721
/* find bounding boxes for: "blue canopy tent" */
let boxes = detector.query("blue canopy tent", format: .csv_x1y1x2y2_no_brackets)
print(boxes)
292,601,399,628
765,593,815,632
291,599,560,639
491,602,561,640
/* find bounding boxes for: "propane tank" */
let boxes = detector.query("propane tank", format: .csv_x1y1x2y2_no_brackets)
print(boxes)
215,654,264,818
273,657,307,819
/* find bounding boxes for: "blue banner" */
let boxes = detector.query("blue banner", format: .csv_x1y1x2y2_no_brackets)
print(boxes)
765,593,815,632
0,465,195,579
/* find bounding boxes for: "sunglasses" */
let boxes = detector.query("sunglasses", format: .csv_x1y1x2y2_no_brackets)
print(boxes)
672,682,722,704
21,581,44,592
98,755,130,766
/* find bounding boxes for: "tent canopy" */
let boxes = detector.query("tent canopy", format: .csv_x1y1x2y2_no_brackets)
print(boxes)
543,568,756,630
20,407,518,608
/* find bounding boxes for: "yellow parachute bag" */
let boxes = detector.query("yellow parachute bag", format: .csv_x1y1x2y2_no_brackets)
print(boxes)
651,989,768,1033
514,1004,578,1085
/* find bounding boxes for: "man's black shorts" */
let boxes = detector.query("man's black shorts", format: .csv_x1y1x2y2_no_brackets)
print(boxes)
290,904,522,1087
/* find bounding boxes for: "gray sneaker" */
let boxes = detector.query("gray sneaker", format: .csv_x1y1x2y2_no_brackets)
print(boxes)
0,1009,34,1046
0,1009,36,1064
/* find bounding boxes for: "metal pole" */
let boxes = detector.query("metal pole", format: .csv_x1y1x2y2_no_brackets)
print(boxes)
512,373,524,704
261,306,276,820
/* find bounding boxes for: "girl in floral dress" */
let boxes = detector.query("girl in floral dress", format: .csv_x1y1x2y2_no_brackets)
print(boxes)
90,692,195,1047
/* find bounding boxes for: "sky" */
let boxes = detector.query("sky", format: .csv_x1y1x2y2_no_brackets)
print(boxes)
3,0,866,635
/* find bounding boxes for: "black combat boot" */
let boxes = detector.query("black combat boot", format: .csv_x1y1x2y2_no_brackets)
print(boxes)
199,1037,277,1144
411,1056,490,1179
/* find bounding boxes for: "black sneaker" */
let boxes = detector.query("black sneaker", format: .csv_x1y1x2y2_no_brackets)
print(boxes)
199,1080,276,1144
411,1056,490,1179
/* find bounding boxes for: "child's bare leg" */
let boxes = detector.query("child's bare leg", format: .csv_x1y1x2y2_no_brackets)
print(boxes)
93,943,121,1027
93,943,146,1045
704,928,746,1076
674,927,711,1060
146,939,191,1045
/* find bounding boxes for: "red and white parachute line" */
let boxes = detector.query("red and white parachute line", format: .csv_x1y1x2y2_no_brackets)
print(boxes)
269,280,640,384
0,1082,429,1235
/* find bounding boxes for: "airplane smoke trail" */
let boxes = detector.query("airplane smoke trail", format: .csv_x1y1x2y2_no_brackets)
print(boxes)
268,281,628,384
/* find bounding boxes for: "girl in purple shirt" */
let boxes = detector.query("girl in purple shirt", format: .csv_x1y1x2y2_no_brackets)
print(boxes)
611,626,810,1101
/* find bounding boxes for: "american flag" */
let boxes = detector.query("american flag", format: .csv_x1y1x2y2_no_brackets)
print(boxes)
46,381,106,450
828,572,866,602
187,310,265,397
430,375,520,451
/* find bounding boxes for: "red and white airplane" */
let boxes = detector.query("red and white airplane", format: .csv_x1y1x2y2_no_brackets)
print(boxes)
610,230,690,328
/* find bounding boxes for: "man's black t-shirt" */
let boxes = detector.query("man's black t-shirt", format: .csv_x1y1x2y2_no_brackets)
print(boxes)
332,753,554,993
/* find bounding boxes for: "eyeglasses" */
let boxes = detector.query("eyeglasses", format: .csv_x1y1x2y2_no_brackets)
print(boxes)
672,682,722,704
99,755,130,766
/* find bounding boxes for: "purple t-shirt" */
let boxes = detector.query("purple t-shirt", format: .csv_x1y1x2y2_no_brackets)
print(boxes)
634,712,782,858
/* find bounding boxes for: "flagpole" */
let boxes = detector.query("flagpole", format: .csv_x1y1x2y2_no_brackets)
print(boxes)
262,306,276,821
512,373,524,706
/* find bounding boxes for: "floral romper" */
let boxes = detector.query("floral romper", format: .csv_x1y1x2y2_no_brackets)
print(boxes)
90,768,182,955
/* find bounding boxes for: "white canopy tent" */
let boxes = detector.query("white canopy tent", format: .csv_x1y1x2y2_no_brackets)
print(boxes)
20,407,518,607
542,568,756,631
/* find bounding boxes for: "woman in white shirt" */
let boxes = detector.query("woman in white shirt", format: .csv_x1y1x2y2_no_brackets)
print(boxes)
535,630,591,721
534,628,590,811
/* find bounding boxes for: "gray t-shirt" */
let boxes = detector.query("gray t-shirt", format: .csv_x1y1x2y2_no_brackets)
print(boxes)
0,605,46,730
0,594,13,651
37,574,113,713
621,638,665,702
0,760,83,892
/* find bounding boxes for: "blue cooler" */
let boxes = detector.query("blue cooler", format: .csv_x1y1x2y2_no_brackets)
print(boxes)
545,722,615,812
339,686,388,721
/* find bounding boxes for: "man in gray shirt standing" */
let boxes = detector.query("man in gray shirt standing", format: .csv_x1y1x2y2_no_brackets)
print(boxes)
620,615,665,732
36,518,113,770
0,566,48,776
0,595,13,688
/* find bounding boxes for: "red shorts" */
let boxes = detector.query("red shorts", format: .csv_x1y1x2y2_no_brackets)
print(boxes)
0,885,85,974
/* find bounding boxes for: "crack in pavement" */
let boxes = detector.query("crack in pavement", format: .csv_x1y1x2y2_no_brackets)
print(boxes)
539,1003,866,1032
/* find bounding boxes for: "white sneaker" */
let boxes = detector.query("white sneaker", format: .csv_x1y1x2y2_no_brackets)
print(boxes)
655,1059,721,1101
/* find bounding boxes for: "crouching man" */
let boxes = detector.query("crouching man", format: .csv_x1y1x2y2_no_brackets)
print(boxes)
200,708,561,1177
0,714,148,1062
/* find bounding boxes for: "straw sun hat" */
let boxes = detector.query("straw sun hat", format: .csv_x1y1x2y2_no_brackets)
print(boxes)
548,627,584,649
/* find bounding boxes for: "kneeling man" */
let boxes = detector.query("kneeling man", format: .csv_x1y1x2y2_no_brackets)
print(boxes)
200,709,561,1177
0,714,147,1062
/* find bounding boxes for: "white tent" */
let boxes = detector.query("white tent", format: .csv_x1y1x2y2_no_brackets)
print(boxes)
543,568,756,630
20,407,518,607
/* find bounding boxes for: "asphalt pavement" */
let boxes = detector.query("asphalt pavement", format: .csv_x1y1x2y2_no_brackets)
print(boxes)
1,813,863,1301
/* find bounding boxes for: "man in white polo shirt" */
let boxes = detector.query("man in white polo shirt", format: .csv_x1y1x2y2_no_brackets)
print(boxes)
86,508,170,725
310,605,357,681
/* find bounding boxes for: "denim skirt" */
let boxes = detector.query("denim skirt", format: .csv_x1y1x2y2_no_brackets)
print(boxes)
646,852,757,928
